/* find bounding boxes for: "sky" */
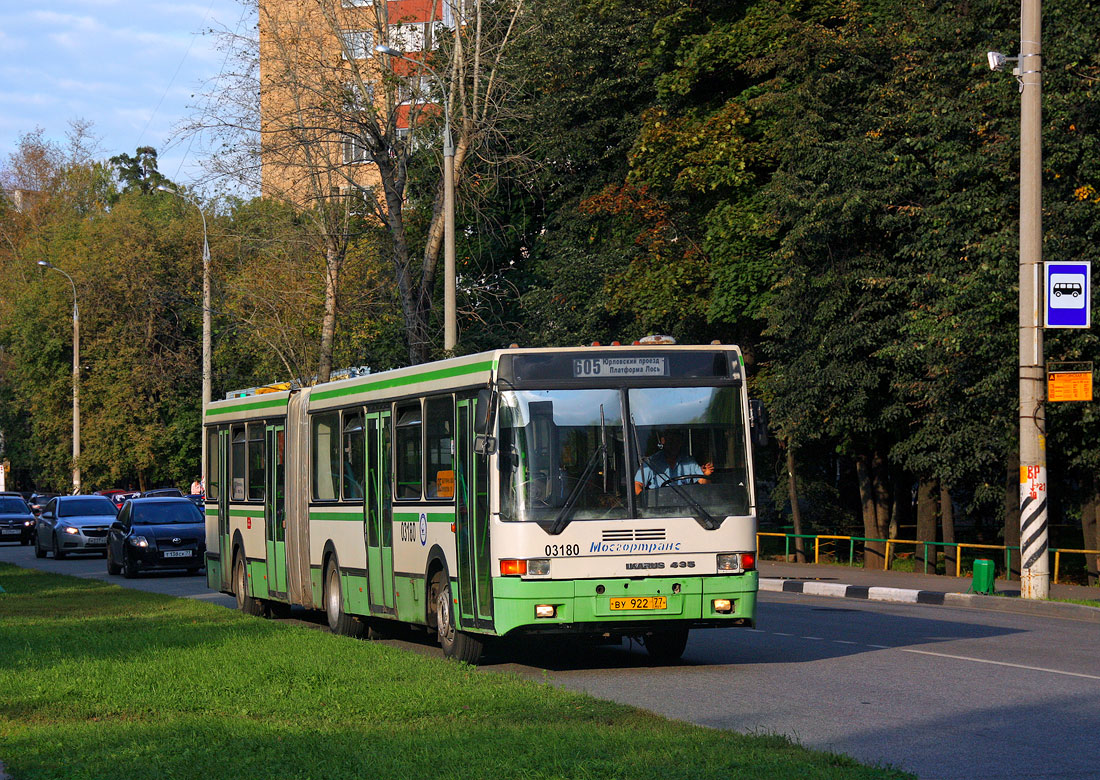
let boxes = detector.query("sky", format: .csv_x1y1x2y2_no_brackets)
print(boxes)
0,0,249,190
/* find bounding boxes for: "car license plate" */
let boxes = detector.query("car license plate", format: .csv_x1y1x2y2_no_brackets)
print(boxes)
163,550,192,558
2,529,20,535
609,596,667,611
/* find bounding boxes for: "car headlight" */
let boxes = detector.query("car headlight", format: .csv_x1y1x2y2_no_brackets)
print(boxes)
63,526,80,535
129,535,150,548
24,520,33,527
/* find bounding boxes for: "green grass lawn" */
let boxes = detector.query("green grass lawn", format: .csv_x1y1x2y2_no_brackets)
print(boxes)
0,564,912,780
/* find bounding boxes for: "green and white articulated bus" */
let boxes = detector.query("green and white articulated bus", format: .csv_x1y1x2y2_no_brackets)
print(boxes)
204,342,763,663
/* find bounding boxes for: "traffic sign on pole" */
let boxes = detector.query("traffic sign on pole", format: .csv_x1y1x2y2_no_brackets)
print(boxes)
1044,261,1091,328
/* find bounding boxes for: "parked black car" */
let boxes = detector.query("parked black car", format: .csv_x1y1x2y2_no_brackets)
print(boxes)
141,488,184,498
34,495,118,558
107,497,206,578
0,495,35,544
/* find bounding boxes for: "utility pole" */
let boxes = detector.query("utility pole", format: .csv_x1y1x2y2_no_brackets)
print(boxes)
1018,0,1048,599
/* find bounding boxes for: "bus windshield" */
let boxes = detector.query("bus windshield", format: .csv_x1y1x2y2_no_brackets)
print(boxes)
498,385,750,524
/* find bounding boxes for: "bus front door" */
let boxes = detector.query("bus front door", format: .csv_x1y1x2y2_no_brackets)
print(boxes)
365,411,395,612
211,426,233,589
214,428,231,590
456,400,494,630
265,423,287,596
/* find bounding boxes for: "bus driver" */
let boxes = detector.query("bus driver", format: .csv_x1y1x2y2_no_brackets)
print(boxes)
634,430,713,495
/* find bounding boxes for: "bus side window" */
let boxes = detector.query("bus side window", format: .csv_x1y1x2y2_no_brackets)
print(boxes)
230,424,246,501
342,410,364,500
206,427,220,500
425,396,454,499
395,402,422,499
247,423,265,501
312,412,340,501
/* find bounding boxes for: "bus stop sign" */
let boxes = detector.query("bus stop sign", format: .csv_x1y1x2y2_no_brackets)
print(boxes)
1045,261,1091,328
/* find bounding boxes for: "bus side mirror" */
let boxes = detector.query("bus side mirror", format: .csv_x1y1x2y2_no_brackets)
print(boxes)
474,388,497,454
474,389,493,434
749,399,769,448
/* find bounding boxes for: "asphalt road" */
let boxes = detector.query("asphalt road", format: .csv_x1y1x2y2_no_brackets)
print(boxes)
3,542,1098,780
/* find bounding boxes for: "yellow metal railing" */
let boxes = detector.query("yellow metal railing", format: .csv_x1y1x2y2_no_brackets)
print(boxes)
757,531,1100,585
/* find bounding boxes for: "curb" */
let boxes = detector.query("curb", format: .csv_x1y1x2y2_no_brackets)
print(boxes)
760,578,1100,623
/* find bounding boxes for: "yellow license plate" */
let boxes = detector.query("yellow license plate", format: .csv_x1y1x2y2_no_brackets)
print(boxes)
609,596,667,611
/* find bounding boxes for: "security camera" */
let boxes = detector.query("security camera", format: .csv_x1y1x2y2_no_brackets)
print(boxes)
987,51,1007,71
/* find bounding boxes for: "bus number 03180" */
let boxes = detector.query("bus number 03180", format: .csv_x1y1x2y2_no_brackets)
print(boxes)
545,544,579,557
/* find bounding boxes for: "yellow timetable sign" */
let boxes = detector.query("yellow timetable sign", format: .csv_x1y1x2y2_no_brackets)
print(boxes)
1048,370,1093,402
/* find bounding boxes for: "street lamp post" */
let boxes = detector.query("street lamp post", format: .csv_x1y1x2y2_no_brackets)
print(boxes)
375,44,456,352
158,185,212,485
38,261,80,494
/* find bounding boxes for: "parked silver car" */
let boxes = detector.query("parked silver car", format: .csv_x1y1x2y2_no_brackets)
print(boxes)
34,495,118,559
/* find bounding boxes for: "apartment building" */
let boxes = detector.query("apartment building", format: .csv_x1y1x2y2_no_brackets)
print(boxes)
258,0,449,203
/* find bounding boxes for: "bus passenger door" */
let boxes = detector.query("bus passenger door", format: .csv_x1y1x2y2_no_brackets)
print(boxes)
365,411,395,612
457,400,494,629
265,423,287,596
218,428,231,589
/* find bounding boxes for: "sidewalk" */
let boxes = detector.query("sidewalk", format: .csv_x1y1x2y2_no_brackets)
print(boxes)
758,559,1100,622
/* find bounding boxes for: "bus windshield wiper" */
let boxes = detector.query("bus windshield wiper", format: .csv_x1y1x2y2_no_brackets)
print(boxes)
547,405,607,536
654,466,721,531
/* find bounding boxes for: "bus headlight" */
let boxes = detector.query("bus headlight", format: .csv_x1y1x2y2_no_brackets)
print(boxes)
527,559,550,576
535,604,556,618
717,553,755,572
712,599,733,613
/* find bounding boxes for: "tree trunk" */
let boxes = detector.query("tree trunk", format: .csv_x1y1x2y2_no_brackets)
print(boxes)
872,449,891,569
318,241,340,384
856,449,890,570
1004,452,1021,580
941,482,956,578
1083,475,1099,587
786,445,806,563
915,476,938,574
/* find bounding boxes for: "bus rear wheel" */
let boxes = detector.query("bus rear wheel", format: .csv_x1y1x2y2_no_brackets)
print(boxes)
644,628,689,663
325,558,365,638
433,572,484,664
234,553,264,616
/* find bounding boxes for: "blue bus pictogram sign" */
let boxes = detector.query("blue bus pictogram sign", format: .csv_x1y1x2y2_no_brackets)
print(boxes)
1045,262,1091,328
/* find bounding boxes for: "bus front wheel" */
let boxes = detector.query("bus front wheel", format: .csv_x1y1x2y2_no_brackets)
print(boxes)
433,572,484,664
644,628,689,663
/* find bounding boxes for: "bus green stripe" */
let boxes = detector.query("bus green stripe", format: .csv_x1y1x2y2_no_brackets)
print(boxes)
310,360,495,402
393,511,455,523
205,397,288,418
309,511,362,521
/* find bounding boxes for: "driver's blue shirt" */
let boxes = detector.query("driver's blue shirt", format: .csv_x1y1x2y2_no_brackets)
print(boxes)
634,451,704,490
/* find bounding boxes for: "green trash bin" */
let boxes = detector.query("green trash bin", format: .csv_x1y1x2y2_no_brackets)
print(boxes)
971,559,995,595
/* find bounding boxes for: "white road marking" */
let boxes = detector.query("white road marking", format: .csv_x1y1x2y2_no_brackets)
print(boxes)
898,647,1100,681
757,630,1100,681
